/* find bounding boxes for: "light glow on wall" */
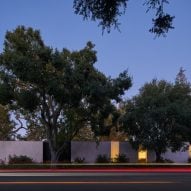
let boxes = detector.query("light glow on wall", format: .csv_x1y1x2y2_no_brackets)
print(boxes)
111,141,119,161
189,145,191,158
138,149,147,162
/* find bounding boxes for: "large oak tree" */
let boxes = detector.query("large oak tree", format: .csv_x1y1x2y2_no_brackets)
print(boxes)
0,26,132,162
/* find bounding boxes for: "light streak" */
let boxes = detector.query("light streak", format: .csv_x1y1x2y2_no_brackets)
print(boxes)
0,181,176,185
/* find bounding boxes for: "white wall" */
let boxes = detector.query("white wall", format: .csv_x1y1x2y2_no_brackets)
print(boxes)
71,141,191,163
120,142,137,162
0,141,43,163
71,141,110,163
162,149,189,163
71,141,139,163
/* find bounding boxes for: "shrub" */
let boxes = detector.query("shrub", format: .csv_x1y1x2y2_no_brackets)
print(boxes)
96,154,110,163
0,159,5,165
163,158,174,163
154,158,174,163
74,157,85,163
114,153,129,163
8,155,34,164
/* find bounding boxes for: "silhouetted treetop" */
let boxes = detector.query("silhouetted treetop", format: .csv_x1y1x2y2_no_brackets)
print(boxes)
73,0,175,37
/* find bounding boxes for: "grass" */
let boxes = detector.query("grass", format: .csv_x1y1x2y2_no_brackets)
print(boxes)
0,163,191,169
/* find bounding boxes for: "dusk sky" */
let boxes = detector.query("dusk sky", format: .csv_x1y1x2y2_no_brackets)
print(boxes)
1,0,191,98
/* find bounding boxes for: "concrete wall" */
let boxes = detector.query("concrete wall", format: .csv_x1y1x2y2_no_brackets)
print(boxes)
71,141,139,163
119,142,137,162
119,143,156,163
71,141,110,163
162,149,189,163
147,150,156,162
0,141,43,163
71,141,191,163
1,141,189,164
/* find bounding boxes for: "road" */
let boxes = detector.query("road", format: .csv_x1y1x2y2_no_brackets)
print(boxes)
0,171,191,191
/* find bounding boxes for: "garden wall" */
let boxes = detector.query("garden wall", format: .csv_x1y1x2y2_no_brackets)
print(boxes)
71,141,111,163
0,141,43,163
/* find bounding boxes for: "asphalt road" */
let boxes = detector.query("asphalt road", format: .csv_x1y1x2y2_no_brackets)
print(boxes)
0,172,191,191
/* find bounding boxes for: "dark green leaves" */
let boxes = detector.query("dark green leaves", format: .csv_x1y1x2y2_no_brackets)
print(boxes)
74,0,175,36
17,90,39,112
0,83,13,105
150,14,175,37
73,0,128,32
121,75,191,159
0,26,132,150
144,0,175,37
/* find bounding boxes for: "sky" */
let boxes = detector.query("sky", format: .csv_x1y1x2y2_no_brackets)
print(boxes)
0,0,191,98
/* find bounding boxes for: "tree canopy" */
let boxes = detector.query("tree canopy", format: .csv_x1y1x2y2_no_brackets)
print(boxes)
0,105,14,140
0,26,132,162
73,0,175,36
120,71,191,162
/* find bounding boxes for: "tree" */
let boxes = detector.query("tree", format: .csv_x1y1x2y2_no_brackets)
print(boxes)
175,67,189,86
73,0,175,36
0,104,14,140
121,77,191,162
0,26,132,162
73,126,95,141
173,68,191,143
22,124,46,141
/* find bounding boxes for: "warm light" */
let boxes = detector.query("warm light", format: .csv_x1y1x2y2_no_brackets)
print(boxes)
111,141,119,161
189,145,191,158
138,149,147,162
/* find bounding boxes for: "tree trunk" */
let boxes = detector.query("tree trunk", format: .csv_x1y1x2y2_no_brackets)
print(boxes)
48,141,71,164
57,141,71,162
50,151,58,163
48,139,59,164
155,150,163,162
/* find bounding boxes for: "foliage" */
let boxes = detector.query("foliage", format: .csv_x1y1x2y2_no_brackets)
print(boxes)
150,14,174,37
121,70,191,162
73,0,174,36
0,26,132,163
95,154,110,163
162,158,174,163
8,155,34,164
0,105,14,140
152,158,174,163
73,126,94,141
73,0,128,33
113,153,129,163
24,124,46,141
0,159,5,165
144,0,175,37
0,82,13,105
74,157,85,163
172,68,191,143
